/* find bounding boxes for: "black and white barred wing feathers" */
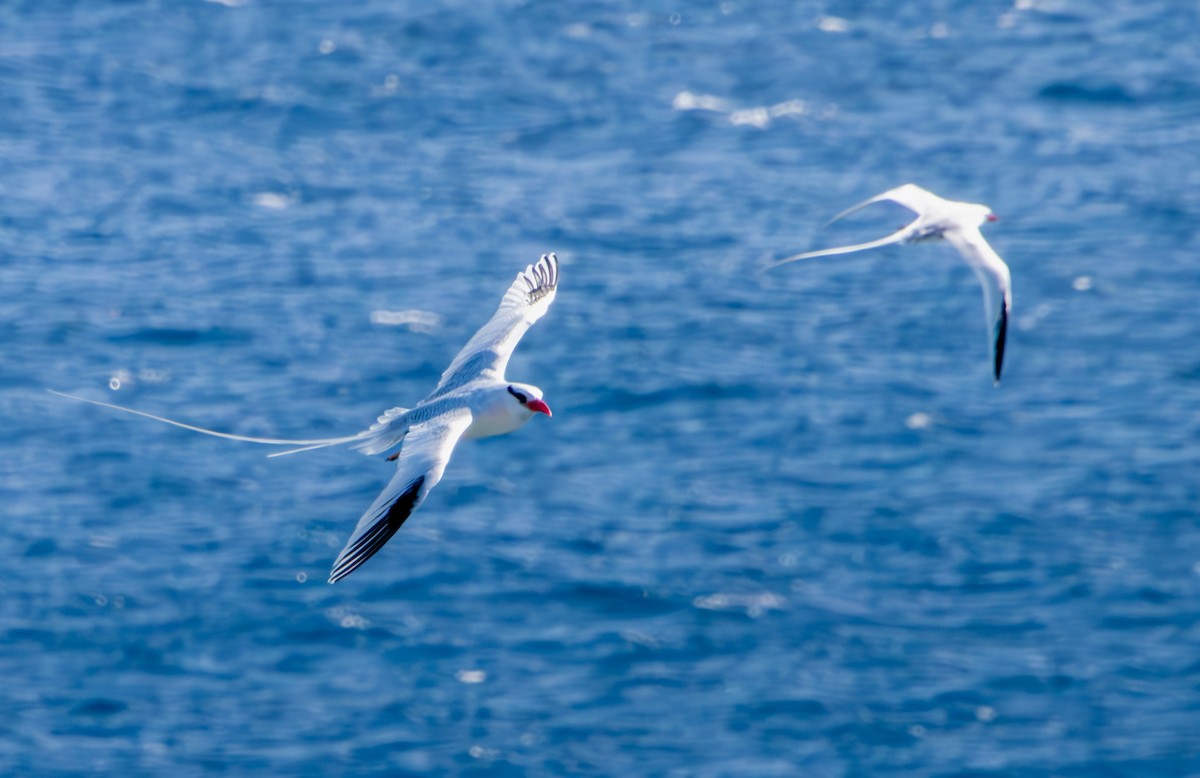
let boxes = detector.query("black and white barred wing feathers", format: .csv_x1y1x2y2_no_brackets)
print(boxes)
433,253,559,394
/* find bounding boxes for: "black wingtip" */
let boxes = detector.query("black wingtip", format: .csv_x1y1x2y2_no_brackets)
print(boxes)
992,305,1008,385
327,475,426,584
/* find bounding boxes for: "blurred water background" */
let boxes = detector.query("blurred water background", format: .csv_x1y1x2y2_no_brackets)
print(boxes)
2,1,1200,774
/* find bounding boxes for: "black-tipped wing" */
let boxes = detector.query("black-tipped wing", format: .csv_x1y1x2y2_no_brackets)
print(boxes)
993,304,1008,384
327,409,472,583
431,253,558,396
944,226,1013,384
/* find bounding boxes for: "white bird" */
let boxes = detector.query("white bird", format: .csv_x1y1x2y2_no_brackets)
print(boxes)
769,184,1012,384
52,253,560,583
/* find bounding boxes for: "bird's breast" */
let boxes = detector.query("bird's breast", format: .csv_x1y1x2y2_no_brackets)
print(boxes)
463,407,531,440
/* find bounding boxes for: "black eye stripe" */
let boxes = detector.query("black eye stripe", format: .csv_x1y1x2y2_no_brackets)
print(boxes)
507,386,528,404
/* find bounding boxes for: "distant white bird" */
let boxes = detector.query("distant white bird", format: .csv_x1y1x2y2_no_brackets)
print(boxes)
52,253,560,583
769,184,1012,383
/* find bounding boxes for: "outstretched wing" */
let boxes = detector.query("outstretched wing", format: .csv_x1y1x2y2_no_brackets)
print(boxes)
767,184,940,270
48,390,365,453
327,408,473,583
430,253,559,396
944,226,1012,384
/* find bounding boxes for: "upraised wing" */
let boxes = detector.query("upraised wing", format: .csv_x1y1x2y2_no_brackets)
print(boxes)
830,183,942,224
327,408,473,583
430,253,559,396
944,227,1012,384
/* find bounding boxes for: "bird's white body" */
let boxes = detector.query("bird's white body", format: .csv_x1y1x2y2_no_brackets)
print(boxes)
460,382,545,440
54,253,560,583
770,184,1012,383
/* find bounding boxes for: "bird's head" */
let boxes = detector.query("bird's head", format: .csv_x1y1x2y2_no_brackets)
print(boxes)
972,203,999,225
507,383,552,417
951,202,998,230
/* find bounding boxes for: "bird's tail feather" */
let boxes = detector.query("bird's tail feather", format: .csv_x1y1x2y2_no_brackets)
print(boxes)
766,228,912,270
349,406,412,457
48,389,365,454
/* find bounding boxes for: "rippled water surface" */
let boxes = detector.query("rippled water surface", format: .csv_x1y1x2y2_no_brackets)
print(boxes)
3,1,1200,775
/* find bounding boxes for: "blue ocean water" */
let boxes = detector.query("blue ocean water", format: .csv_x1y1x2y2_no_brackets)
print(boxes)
3,0,1200,774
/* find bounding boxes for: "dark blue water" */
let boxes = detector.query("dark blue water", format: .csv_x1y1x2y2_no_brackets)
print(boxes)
4,1,1200,774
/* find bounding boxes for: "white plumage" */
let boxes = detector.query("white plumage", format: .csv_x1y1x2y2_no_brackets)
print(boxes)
770,184,1012,384
52,253,560,583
